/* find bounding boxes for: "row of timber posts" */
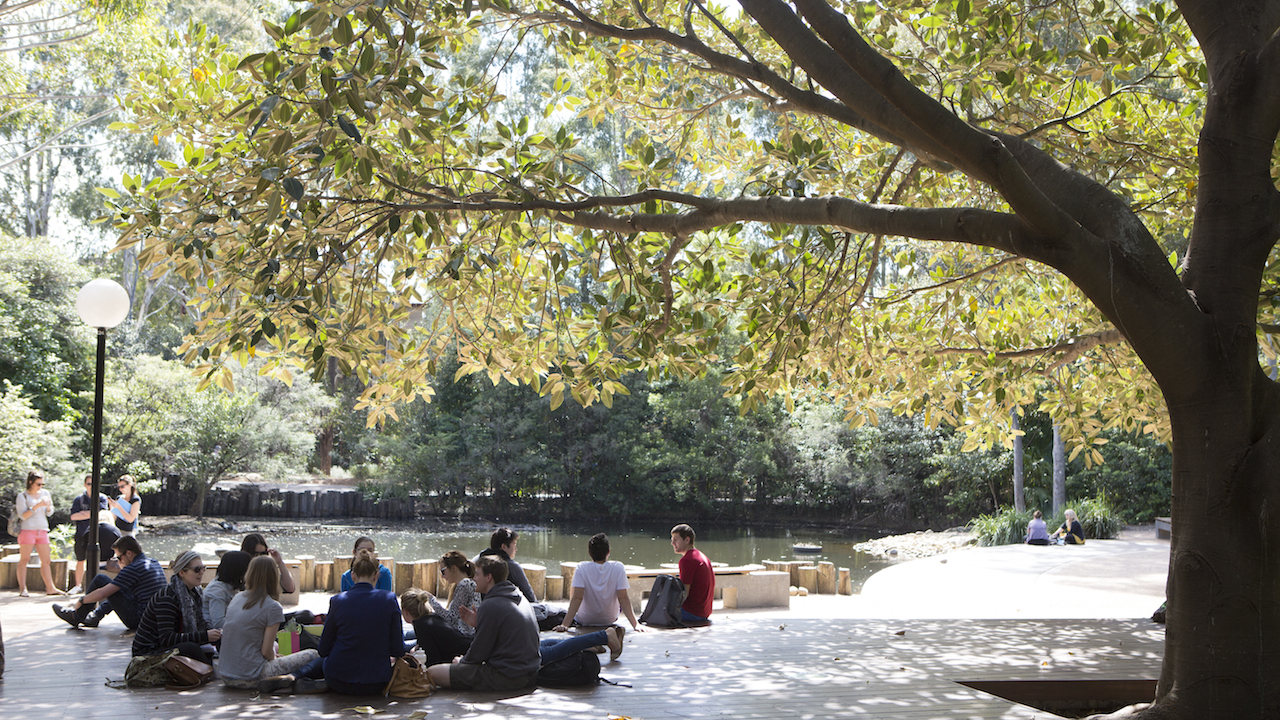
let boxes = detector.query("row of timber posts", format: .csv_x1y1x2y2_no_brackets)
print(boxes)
1,545,853,597
763,560,852,595
143,485,417,520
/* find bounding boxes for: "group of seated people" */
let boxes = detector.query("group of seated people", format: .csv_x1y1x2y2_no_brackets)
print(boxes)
51,523,717,695
1024,508,1087,545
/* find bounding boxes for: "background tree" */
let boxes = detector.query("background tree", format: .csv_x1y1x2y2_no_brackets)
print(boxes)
110,0,1279,715
0,234,90,420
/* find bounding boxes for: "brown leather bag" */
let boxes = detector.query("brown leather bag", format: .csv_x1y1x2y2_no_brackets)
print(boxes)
383,654,435,698
163,654,214,689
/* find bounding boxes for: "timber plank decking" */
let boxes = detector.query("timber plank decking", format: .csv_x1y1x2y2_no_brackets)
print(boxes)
0,594,1163,720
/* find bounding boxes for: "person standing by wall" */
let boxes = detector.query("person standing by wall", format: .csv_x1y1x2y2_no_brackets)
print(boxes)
14,471,60,597
110,475,142,537
69,474,119,593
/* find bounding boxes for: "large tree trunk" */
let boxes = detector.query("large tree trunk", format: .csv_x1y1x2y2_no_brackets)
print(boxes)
1152,376,1280,718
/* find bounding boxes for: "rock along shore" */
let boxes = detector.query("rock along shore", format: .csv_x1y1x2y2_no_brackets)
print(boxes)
854,527,975,561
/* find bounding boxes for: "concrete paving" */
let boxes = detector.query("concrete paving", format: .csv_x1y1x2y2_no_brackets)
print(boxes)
854,537,1169,620
0,534,1171,719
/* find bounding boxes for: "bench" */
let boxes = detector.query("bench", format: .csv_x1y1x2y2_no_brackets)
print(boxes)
1155,517,1172,540
622,564,790,610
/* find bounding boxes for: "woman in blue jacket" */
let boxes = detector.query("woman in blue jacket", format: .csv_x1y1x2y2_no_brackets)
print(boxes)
295,551,403,695
339,536,393,592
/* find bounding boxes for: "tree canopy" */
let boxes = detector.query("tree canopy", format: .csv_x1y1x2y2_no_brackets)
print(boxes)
108,0,1280,715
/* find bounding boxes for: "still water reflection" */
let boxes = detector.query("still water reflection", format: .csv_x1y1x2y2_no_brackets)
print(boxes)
140,521,890,592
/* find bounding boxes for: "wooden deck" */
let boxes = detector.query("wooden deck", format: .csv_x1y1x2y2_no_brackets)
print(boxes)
0,594,1164,719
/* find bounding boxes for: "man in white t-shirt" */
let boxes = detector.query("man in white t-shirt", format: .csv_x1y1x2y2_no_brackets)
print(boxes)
554,533,642,633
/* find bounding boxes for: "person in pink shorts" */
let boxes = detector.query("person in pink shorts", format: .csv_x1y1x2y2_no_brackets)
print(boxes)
14,470,61,596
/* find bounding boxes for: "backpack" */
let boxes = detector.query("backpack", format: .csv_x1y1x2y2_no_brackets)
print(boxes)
537,649,601,687
639,574,684,628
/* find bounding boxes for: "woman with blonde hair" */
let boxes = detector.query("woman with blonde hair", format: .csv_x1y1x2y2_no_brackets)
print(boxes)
1052,508,1086,545
14,470,61,597
219,555,321,692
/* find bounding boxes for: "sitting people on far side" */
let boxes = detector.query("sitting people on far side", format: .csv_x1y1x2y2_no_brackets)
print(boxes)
556,532,641,633
478,528,536,602
203,550,251,628
241,532,297,594
131,551,220,664
339,536,393,592
671,523,714,625
289,550,404,695
426,556,541,691
1052,508,1086,545
220,556,321,692
54,535,167,630
1025,510,1052,546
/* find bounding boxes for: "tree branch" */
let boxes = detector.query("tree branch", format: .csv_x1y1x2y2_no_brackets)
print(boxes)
519,2,946,168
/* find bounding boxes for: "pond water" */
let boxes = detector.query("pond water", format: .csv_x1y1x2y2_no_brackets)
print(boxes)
138,520,892,593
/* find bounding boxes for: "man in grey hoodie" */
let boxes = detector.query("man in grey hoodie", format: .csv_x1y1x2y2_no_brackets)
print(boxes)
427,555,541,691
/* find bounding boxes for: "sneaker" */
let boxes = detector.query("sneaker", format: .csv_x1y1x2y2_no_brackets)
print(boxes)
294,677,328,694
258,675,295,693
19,589,29,597
607,626,625,662
81,612,102,628
70,585,82,594
53,603,81,628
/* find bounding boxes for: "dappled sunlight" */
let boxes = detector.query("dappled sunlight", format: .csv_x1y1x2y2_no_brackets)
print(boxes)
0,596,1162,719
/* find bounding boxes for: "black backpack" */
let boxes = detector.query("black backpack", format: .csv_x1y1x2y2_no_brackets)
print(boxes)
639,574,684,628
537,649,601,687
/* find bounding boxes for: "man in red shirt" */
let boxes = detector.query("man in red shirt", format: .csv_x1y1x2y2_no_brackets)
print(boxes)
671,524,714,624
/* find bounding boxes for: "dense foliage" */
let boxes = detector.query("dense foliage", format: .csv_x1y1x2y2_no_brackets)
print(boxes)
970,497,1125,547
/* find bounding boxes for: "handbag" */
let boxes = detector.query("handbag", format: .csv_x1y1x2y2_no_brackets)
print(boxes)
163,654,214,689
383,654,435,698
6,508,19,537
121,649,180,687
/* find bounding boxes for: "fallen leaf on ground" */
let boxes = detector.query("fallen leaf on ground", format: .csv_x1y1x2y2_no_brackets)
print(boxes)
408,712,430,719
345,707,384,715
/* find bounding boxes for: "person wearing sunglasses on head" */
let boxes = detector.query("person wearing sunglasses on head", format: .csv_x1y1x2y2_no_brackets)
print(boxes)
131,550,220,665
240,532,297,594
109,474,142,536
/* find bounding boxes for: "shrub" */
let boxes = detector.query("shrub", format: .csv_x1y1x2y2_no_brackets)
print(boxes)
969,507,1034,546
1073,497,1124,539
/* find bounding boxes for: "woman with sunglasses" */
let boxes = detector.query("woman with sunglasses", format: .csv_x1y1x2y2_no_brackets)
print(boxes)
110,474,142,536
14,470,61,597
240,532,298,594
399,551,478,665
132,550,221,664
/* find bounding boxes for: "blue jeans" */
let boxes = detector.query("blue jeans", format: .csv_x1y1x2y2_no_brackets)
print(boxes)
680,608,709,625
539,629,610,665
85,573,141,629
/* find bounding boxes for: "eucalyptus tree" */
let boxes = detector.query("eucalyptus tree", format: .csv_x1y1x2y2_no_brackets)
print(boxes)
110,0,1279,715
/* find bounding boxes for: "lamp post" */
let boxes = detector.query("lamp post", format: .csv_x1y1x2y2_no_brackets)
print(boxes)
76,279,130,577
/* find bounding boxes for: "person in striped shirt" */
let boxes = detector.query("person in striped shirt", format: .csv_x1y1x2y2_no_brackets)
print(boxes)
53,536,166,630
